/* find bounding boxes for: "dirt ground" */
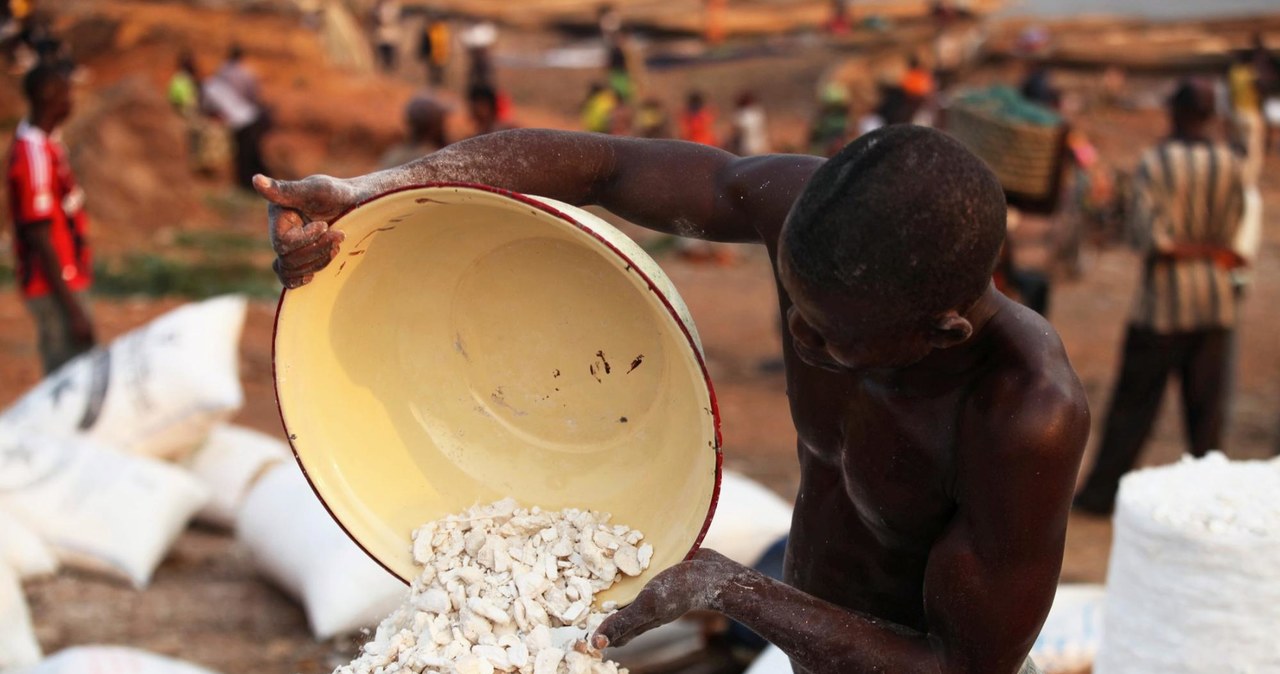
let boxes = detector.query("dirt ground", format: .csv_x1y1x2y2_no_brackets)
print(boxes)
2,3,1279,673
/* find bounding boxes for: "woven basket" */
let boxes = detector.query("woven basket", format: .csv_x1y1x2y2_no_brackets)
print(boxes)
945,104,1067,209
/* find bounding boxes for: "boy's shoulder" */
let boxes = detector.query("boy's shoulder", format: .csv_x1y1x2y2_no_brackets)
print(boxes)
985,297,1076,382
968,299,1089,459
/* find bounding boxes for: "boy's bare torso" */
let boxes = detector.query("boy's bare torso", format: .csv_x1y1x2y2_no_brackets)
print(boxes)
776,281,1070,634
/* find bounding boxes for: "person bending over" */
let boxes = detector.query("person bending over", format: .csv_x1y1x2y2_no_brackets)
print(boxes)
257,125,1089,674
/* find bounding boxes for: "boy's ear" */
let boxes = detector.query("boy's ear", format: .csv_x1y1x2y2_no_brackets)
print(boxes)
927,312,973,350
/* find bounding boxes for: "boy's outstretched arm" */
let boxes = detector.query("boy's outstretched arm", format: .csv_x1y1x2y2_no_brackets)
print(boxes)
256,129,823,287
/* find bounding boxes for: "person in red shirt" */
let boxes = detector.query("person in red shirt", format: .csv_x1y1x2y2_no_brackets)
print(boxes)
679,90,717,146
7,61,94,374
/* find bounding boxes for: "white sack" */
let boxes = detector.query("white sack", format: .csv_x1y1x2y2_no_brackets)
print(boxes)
0,562,41,669
0,431,209,588
0,507,58,579
236,463,407,639
1032,584,1106,673
186,424,291,530
700,471,793,567
608,619,704,671
744,646,791,674
0,295,248,461
14,646,221,674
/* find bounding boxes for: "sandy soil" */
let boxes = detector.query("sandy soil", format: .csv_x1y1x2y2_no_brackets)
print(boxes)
2,2,1278,672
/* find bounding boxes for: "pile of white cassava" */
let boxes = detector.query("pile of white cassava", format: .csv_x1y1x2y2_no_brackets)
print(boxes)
337,498,654,674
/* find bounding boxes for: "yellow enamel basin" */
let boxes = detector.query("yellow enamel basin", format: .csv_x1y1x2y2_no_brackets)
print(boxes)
273,184,722,605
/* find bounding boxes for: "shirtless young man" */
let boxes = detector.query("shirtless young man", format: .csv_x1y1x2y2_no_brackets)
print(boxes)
257,125,1090,674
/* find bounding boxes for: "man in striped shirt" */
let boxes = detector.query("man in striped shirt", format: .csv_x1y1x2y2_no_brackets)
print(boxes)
5,61,94,374
1074,80,1247,514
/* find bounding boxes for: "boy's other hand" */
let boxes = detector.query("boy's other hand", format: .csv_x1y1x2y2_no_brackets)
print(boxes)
255,174,365,288
593,548,744,649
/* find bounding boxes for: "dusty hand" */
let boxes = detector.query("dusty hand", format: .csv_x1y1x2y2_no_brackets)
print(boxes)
254,174,368,288
592,548,744,649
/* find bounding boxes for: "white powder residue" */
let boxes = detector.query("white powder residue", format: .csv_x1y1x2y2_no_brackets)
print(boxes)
1095,452,1280,674
336,498,653,674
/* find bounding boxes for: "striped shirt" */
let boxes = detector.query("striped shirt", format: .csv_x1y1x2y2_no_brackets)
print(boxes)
1126,140,1245,333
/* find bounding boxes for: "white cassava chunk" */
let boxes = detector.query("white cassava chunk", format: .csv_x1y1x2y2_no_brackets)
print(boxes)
335,500,651,674
613,546,642,578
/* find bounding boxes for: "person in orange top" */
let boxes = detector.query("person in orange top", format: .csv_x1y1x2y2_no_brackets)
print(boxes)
418,14,451,87
704,0,726,46
679,91,717,146
901,56,935,100
6,60,94,373
900,56,937,125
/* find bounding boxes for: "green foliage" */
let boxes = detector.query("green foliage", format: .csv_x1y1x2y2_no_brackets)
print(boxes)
640,234,681,256
92,254,280,300
173,229,273,254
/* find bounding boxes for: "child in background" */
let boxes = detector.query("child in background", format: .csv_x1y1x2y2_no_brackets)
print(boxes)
581,83,618,135
728,91,770,156
680,91,717,146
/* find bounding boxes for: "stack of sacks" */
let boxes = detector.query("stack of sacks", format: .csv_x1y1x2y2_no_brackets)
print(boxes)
0,295,254,588
0,295,254,671
0,296,289,671
236,462,409,639
0,295,249,460
13,646,222,673
0,292,409,652
0,430,209,588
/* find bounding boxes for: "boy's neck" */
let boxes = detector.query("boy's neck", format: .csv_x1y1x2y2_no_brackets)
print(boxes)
869,286,1005,388
30,112,59,135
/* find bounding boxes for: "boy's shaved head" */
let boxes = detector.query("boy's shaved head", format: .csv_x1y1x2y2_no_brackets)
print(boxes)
782,125,1006,327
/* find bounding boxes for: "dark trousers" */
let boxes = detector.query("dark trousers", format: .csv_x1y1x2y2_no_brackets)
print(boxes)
233,118,269,190
1076,326,1231,511
427,61,445,86
376,43,397,72
1011,268,1051,317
